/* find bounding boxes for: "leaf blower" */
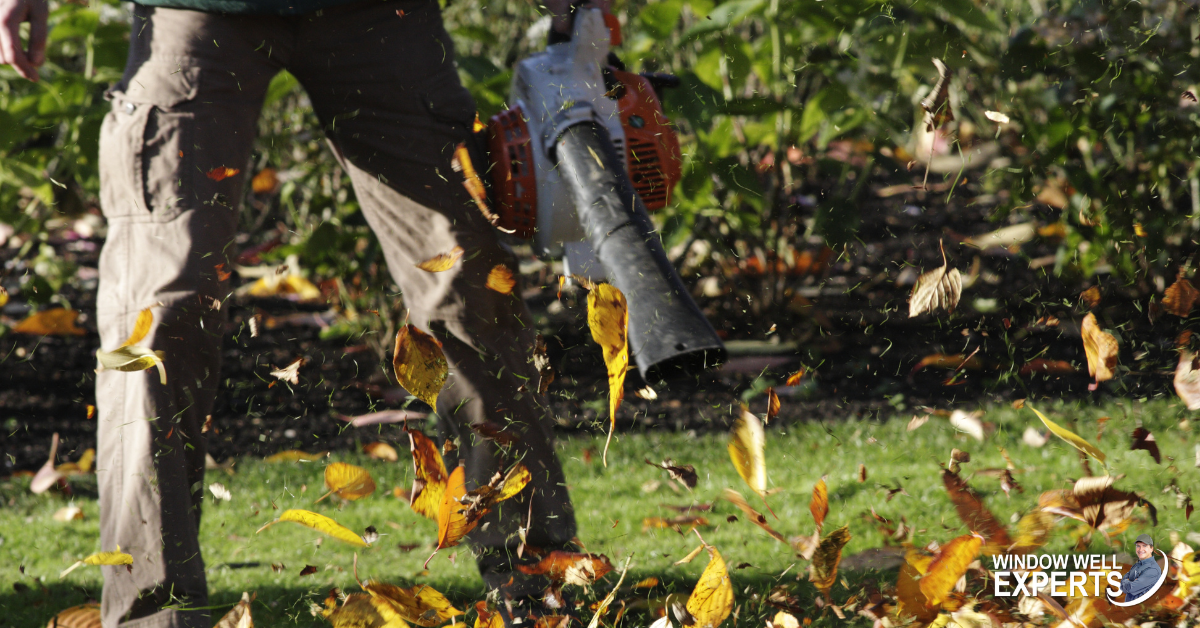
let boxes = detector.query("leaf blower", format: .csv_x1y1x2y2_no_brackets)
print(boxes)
483,6,726,382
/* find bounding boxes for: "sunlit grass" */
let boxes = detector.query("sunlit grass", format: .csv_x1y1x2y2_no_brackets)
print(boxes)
1,397,1193,626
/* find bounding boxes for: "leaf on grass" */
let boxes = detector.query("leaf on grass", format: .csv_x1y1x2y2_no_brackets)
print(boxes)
686,547,734,628
1028,406,1106,463
270,357,305,385
810,477,829,531
264,450,328,463
1174,351,1200,410
435,465,473,553
920,59,953,131
61,547,134,578
416,246,465,273
941,468,1012,555
1081,313,1118,390
486,265,516,294
518,551,614,587
908,262,962,317
364,581,463,627
1163,272,1199,317
587,283,628,465
408,429,448,520
809,526,851,598
318,462,376,502
363,442,399,462
206,166,240,181
31,432,63,494
213,592,255,628
646,459,697,489
1130,427,1161,464
393,324,448,410
257,509,368,547
533,334,555,395
728,408,766,497
918,533,982,606
722,488,786,544
764,387,780,424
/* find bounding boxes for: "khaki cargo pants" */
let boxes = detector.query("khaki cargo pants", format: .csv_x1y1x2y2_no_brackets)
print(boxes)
95,2,576,626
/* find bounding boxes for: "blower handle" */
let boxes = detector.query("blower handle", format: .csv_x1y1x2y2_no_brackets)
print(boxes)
554,121,726,382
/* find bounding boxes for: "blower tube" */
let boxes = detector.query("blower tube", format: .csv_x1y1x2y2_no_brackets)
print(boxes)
555,121,727,382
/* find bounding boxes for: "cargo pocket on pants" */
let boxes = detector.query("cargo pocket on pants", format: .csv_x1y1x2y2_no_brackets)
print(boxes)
99,64,200,222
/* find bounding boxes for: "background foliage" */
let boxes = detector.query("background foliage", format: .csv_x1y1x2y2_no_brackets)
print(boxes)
1,0,1199,318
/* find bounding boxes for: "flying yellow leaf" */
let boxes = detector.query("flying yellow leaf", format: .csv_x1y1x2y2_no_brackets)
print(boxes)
587,556,631,628
765,387,780,424
363,442,399,462
393,324,448,410
251,168,279,194
44,604,101,628
686,546,734,628
61,547,134,577
416,247,465,273
213,592,255,628
1081,313,1118,389
587,283,628,466
245,273,322,301
96,307,166,384
1028,406,1106,463
317,462,376,502
408,429,448,520
809,526,851,597
785,369,805,386
12,308,87,335
918,533,983,606
474,601,505,628
257,509,368,547
486,265,516,294
435,465,474,553
810,477,829,531
895,551,938,621
264,450,328,463
121,308,154,348
364,581,463,627
728,407,766,496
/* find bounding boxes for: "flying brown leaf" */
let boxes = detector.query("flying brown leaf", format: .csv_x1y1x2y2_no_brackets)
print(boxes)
408,429,448,520
856,464,867,483
1130,427,1161,464
393,324,448,410
785,369,805,386
451,143,510,231
1080,286,1102,309
918,533,982,606
764,387,780,424
206,166,240,181
457,463,530,526
920,59,953,131
1081,313,1118,390
362,442,399,462
46,604,102,628
486,265,516,294
686,547,734,628
299,565,318,576
908,245,962,318
722,488,787,544
1164,272,1199,317
518,551,614,587
416,247,465,273
251,168,278,194
728,407,766,497
13,308,87,336
810,477,829,531
645,459,697,490
941,468,1013,555
587,283,628,465
809,526,851,598
1039,475,1156,534
270,357,305,385
1174,351,1200,410
533,334,555,395
317,462,376,502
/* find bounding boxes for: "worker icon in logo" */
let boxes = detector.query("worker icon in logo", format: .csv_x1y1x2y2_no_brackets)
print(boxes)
1120,534,1163,600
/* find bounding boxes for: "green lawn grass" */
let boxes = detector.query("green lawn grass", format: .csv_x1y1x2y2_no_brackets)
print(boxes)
2,398,1195,626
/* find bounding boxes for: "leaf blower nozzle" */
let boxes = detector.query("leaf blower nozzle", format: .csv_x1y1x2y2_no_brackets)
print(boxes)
554,122,726,382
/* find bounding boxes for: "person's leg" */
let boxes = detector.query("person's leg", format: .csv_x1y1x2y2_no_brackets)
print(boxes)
96,6,284,627
289,0,578,602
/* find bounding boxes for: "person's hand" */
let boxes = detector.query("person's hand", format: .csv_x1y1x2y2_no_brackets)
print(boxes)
0,0,48,82
547,0,611,35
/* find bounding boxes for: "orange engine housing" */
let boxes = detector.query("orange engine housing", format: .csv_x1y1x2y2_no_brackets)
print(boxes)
487,69,682,239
